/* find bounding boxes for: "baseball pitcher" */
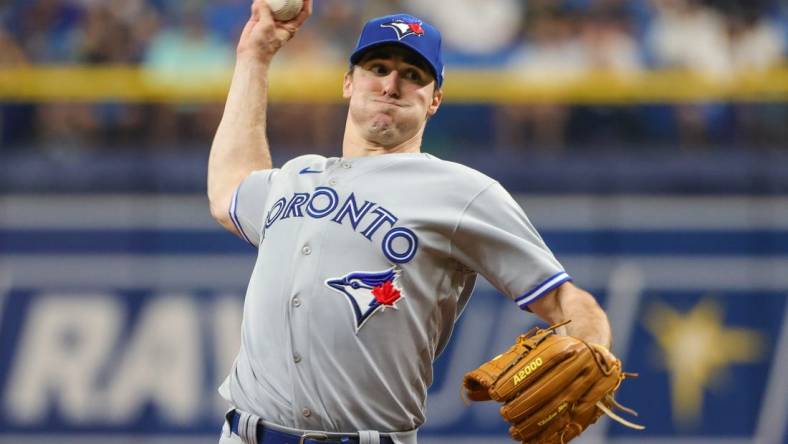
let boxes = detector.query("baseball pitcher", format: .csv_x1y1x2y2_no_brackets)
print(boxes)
207,1,642,443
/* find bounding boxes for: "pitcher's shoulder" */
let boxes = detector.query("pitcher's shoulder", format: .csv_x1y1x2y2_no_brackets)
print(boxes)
412,154,497,191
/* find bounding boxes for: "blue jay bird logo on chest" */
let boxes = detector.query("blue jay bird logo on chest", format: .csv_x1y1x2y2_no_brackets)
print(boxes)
325,267,404,333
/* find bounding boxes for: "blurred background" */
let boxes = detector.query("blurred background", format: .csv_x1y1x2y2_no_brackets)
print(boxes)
0,0,786,443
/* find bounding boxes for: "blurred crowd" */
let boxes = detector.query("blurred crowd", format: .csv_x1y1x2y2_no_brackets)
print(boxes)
0,0,786,153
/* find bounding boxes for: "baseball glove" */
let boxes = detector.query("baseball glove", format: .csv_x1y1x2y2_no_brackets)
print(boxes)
462,321,643,444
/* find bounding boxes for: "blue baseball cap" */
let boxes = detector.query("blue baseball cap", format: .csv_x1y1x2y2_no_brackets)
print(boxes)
350,13,444,87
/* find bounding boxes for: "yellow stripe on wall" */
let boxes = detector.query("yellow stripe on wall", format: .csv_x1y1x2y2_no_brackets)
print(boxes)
1,65,786,103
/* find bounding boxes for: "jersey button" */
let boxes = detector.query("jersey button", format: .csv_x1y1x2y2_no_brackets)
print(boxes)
292,298,301,307
301,245,312,255
302,408,311,418
293,353,302,363
328,178,337,186
341,162,352,169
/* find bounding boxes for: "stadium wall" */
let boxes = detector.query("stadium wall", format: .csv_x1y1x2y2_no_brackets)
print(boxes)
0,194,785,444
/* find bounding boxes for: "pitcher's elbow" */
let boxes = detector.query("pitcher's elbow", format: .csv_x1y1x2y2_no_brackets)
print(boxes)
208,195,236,233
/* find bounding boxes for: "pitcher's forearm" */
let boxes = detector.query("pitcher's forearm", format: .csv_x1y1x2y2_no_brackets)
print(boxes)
559,286,612,348
528,281,612,348
208,57,273,224
207,0,310,230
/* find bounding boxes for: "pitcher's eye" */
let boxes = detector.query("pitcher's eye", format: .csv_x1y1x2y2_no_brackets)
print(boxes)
403,69,423,82
369,64,390,76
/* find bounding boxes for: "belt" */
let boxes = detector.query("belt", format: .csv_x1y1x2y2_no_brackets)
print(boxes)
229,410,396,444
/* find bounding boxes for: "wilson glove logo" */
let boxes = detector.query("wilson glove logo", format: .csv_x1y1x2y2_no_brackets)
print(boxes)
537,402,569,427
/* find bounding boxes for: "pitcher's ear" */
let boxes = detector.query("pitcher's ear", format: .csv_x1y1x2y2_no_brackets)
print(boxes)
342,69,354,99
427,87,443,117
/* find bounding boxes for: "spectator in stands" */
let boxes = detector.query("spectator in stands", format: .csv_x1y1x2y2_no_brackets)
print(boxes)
580,6,642,76
727,9,785,72
265,25,346,152
15,0,84,63
494,7,580,151
0,0,785,151
314,0,363,54
646,0,733,148
0,29,27,66
498,2,644,151
70,0,162,64
143,6,233,91
204,0,249,44
725,3,787,148
19,0,96,152
0,29,32,147
143,4,233,143
77,3,135,63
403,0,524,65
647,0,731,78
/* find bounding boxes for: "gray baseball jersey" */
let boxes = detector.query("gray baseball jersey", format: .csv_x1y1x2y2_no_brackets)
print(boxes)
219,152,570,434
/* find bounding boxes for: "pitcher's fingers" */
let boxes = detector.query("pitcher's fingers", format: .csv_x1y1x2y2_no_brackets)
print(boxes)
250,0,261,20
280,1,312,39
251,0,275,26
290,0,313,27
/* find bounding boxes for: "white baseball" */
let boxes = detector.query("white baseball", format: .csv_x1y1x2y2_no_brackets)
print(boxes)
266,0,304,21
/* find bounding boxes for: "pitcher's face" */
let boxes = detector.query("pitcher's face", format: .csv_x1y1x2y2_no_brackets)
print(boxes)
344,46,442,147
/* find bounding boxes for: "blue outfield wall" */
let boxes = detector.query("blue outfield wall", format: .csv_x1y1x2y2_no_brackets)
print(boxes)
2,149,788,195
0,194,786,444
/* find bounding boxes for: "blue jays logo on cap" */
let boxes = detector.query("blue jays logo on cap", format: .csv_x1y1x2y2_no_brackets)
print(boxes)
381,18,425,41
350,13,445,87
326,267,404,333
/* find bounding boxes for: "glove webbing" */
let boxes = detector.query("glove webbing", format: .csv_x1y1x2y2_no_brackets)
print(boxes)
499,320,572,377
